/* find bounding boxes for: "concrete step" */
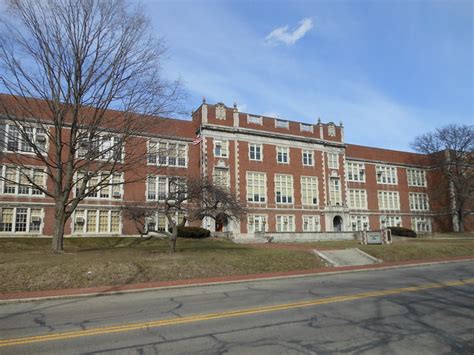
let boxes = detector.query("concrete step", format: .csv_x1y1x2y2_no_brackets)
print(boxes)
314,248,381,267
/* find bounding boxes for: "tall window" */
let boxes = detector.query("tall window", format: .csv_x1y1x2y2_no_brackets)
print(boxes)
276,146,289,164
148,140,187,167
378,191,400,210
407,169,427,187
249,143,262,161
276,215,295,232
147,176,186,201
73,209,121,234
301,176,318,205
376,165,398,185
329,177,341,205
0,123,48,153
327,153,339,169
409,193,429,211
275,174,293,204
346,162,365,182
303,215,320,232
350,215,369,231
411,217,431,232
302,150,314,166
246,172,266,203
248,215,267,232
348,189,367,209
0,165,46,196
214,140,228,158
213,168,230,189
0,207,43,233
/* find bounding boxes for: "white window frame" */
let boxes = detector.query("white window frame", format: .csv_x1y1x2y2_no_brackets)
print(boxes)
300,123,313,133
411,216,432,232
376,165,398,185
275,119,289,129
276,146,289,164
301,176,318,206
275,174,294,204
327,153,339,169
247,115,262,125
248,215,268,233
73,209,121,234
409,192,429,211
407,169,427,187
348,189,368,210
380,215,402,228
0,207,44,234
302,215,320,232
350,215,369,231
249,143,263,161
329,177,342,205
74,171,123,200
378,191,401,211
328,124,336,137
246,171,267,203
213,167,230,189
0,122,48,154
276,215,295,232
214,140,229,158
78,133,124,162
0,165,46,197
346,162,366,182
302,150,314,166
146,175,187,202
145,211,187,233
148,139,188,168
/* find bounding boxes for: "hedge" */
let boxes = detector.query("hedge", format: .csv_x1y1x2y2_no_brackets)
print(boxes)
388,226,417,238
177,226,211,239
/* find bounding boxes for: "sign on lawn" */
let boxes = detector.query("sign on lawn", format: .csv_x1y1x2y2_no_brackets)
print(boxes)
367,232,382,245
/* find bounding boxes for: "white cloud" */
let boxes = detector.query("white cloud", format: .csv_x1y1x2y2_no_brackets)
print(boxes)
265,18,313,46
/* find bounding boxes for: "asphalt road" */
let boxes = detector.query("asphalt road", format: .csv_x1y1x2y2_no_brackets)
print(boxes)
0,261,473,354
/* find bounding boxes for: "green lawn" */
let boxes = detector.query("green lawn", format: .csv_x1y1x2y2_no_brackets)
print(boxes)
0,237,323,293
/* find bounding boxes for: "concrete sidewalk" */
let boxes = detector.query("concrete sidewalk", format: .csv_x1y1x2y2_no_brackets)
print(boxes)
0,256,473,303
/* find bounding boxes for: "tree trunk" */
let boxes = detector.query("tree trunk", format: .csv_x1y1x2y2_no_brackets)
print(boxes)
168,224,178,253
52,203,67,253
458,210,465,233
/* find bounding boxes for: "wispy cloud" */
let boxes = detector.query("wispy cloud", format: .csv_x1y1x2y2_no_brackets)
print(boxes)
265,18,313,46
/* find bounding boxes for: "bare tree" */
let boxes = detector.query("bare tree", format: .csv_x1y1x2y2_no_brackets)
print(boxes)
123,176,246,253
411,124,474,232
0,0,185,252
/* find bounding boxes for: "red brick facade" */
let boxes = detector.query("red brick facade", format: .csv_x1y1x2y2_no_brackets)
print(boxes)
0,97,471,237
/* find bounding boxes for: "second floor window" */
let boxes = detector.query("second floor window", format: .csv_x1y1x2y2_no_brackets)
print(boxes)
0,165,45,196
409,192,429,211
275,174,293,204
329,177,341,205
378,191,400,210
276,146,289,164
348,189,368,209
75,172,123,199
301,176,318,205
246,172,266,203
249,143,262,161
147,175,186,201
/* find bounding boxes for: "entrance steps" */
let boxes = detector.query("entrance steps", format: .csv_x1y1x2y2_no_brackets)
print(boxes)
314,248,381,267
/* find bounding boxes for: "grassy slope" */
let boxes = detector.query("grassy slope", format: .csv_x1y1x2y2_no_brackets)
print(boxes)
0,238,323,293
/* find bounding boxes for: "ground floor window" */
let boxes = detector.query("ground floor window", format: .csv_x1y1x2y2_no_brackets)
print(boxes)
276,215,295,232
145,211,186,233
0,207,43,233
350,215,369,231
411,217,431,232
248,215,267,233
380,215,401,228
73,209,121,234
302,215,320,232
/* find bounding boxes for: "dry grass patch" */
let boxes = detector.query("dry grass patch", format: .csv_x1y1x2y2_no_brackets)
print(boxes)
0,237,323,293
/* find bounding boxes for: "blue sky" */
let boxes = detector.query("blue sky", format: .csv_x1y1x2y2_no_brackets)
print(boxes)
151,1,470,151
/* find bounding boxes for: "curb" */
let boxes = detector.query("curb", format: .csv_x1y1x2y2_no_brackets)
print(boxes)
1,257,473,304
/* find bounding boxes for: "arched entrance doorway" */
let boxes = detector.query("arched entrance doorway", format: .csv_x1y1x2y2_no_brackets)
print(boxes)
333,216,343,232
215,213,228,232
